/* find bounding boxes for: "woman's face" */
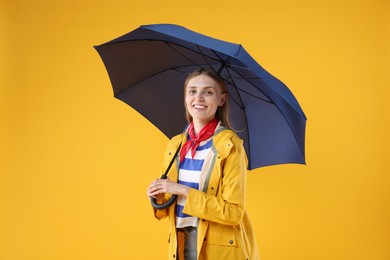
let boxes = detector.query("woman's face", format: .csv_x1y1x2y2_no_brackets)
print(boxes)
185,73,226,126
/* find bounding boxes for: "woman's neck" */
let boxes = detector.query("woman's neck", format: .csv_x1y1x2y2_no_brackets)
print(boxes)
192,118,216,135
192,120,205,136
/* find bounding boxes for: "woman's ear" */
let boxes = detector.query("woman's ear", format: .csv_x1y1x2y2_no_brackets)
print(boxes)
219,93,227,106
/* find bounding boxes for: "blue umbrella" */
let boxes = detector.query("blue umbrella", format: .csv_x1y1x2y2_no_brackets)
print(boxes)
95,24,306,170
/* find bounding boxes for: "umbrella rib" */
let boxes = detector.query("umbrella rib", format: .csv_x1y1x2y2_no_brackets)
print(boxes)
226,90,244,110
234,85,273,103
165,42,222,67
229,66,274,104
165,42,203,67
221,70,272,104
220,76,244,109
210,49,228,71
195,44,216,70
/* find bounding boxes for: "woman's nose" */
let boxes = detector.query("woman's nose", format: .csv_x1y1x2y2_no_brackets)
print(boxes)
195,92,204,100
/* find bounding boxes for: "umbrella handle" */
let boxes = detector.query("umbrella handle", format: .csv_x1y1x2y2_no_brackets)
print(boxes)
150,174,178,209
150,194,178,209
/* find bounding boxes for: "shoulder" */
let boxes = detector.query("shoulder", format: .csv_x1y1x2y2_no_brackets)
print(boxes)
166,132,187,152
213,128,245,156
170,132,186,144
212,129,248,169
214,128,243,146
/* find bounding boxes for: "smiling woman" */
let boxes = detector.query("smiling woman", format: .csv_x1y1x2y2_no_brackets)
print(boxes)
147,68,259,260
185,73,227,133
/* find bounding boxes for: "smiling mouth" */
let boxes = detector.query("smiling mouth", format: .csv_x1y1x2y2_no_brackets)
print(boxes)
193,105,206,109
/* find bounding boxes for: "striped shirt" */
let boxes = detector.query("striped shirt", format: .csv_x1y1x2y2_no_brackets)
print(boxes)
175,137,213,228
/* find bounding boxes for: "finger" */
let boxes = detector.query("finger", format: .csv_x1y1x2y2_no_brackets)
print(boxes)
150,179,160,186
148,185,161,196
147,185,156,192
150,190,162,197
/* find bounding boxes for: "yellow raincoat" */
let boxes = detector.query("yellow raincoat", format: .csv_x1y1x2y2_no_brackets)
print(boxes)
153,128,260,260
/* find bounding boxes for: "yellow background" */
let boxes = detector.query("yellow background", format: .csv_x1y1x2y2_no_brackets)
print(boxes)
1,0,389,259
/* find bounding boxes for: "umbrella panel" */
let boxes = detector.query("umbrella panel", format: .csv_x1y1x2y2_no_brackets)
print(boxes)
117,69,188,138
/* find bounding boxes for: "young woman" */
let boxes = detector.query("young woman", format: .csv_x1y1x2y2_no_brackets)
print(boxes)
147,68,259,260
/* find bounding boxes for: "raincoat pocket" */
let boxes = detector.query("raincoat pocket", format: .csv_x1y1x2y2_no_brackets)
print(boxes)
205,222,237,247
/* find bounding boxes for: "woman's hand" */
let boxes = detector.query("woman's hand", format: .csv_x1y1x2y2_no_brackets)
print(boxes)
147,178,190,199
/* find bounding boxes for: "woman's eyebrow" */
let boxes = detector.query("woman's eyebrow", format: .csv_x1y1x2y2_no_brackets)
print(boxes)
187,86,216,89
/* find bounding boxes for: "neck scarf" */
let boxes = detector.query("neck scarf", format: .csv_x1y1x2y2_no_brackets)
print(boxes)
180,118,218,163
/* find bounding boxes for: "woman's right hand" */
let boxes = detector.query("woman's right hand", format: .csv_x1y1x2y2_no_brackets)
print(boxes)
147,179,165,200
147,178,190,199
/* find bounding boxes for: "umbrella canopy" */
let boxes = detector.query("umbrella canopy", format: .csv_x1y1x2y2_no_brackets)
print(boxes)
95,24,306,170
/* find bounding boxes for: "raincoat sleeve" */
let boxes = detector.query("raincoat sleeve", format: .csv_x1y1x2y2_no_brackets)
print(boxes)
182,136,246,225
152,198,169,220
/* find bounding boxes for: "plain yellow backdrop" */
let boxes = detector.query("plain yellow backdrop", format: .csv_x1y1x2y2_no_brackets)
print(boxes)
1,0,389,259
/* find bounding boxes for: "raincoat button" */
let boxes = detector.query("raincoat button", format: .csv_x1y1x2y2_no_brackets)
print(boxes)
211,187,214,190
169,152,172,155
229,240,234,244
202,219,205,222
173,254,176,258
204,237,206,241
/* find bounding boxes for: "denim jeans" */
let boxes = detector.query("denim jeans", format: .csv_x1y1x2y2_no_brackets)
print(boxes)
178,226,197,260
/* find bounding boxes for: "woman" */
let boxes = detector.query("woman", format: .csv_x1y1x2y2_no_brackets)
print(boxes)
147,68,259,260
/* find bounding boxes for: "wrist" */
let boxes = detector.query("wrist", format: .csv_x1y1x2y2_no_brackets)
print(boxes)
180,185,190,198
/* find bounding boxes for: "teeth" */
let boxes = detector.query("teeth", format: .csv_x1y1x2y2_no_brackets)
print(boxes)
194,105,206,109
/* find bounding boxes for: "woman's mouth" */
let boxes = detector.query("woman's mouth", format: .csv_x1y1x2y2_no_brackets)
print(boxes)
193,105,206,109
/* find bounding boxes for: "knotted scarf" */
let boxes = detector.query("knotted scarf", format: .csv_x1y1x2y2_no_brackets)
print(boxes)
179,118,218,163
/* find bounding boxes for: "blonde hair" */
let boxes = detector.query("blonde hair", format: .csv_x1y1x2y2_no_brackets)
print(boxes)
184,68,232,129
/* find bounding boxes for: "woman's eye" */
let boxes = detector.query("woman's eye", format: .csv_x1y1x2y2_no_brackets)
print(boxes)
204,90,213,95
188,89,196,94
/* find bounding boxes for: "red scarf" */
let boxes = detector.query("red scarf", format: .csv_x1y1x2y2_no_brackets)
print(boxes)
180,118,218,163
